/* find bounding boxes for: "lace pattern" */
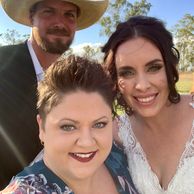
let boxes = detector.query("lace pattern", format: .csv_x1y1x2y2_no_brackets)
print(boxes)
118,113,194,194
118,114,146,162
179,120,194,167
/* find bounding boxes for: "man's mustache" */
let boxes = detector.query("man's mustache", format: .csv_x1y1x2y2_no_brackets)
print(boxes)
47,28,70,36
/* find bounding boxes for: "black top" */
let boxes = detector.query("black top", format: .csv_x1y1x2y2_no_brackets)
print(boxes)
0,42,42,189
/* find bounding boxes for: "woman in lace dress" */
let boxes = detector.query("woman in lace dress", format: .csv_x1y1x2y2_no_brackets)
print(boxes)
1,56,138,194
102,16,194,194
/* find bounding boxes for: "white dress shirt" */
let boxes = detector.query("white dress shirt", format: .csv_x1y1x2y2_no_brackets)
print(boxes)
27,39,44,82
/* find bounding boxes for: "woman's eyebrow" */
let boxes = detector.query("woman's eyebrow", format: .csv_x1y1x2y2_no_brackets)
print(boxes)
145,59,163,67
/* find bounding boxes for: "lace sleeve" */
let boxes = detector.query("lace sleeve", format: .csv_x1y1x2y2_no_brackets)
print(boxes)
118,114,137,151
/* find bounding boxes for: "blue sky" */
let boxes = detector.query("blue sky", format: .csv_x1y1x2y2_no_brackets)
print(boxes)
0,0,193,46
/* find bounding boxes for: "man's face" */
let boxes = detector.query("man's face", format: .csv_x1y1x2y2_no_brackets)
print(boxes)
30,0,78,54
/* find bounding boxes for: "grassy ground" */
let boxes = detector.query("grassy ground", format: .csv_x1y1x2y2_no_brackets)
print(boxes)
176,72,194,93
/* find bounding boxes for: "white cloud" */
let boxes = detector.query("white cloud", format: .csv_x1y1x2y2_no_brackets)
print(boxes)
69,42,105,62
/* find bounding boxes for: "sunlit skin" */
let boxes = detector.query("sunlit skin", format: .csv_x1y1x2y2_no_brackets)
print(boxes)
116,37,169,118
37,90,113,189
31,0,77,50
30,0,77,69
114,37,194,190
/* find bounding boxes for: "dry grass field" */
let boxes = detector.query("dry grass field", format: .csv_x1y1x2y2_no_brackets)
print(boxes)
176,72,194,93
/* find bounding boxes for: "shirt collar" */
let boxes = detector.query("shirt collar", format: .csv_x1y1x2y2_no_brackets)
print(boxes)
27,39,44,82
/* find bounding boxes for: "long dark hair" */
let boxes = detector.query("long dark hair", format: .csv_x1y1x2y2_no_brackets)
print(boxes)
37,55,114,120
102,15,180,115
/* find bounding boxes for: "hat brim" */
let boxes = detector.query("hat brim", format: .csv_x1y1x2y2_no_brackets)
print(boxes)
1,0,108,30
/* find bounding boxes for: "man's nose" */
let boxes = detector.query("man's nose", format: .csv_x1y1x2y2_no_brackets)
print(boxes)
53,13,66,28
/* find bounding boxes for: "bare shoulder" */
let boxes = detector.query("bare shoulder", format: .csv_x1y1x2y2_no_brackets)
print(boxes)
180,94,194,115
176,94,194,133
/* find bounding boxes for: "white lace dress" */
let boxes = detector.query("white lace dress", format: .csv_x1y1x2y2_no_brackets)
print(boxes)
118,111,194,194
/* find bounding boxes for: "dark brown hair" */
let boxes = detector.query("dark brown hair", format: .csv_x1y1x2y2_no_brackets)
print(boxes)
37,55,114,120
102,15,180,115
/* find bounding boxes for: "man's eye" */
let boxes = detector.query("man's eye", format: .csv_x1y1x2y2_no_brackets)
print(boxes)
148,64,163,72
93,122,107,129
41,9,54,16
60,125,76,132
44,10,52,13
42,9,53,13
64,12,77,19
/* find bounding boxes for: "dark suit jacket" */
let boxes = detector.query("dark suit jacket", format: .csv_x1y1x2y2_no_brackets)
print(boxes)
0,42,42,189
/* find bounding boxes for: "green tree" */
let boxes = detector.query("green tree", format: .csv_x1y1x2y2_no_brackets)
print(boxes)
62,47,74,58
173,14,194,71
82,45,97,58
62,45,103,61
0,29,29,45
100,0,152,36
82,44,104,62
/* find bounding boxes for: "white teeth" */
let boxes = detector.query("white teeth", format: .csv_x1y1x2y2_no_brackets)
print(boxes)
74,153,93,158
137,95,155,103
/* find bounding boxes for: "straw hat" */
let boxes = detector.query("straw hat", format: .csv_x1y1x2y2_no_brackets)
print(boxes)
1,0,108,30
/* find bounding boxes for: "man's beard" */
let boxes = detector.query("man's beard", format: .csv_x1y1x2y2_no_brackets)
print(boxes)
40,36,73,54
38,28,74,54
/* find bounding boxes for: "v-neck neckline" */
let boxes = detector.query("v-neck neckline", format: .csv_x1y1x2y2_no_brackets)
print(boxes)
124,114,194,191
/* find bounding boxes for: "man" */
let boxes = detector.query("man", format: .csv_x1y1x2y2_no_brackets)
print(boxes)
0,0,108,189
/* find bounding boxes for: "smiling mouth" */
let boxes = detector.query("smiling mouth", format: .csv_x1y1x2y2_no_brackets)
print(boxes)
134,94,158,105
69,151,97,162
